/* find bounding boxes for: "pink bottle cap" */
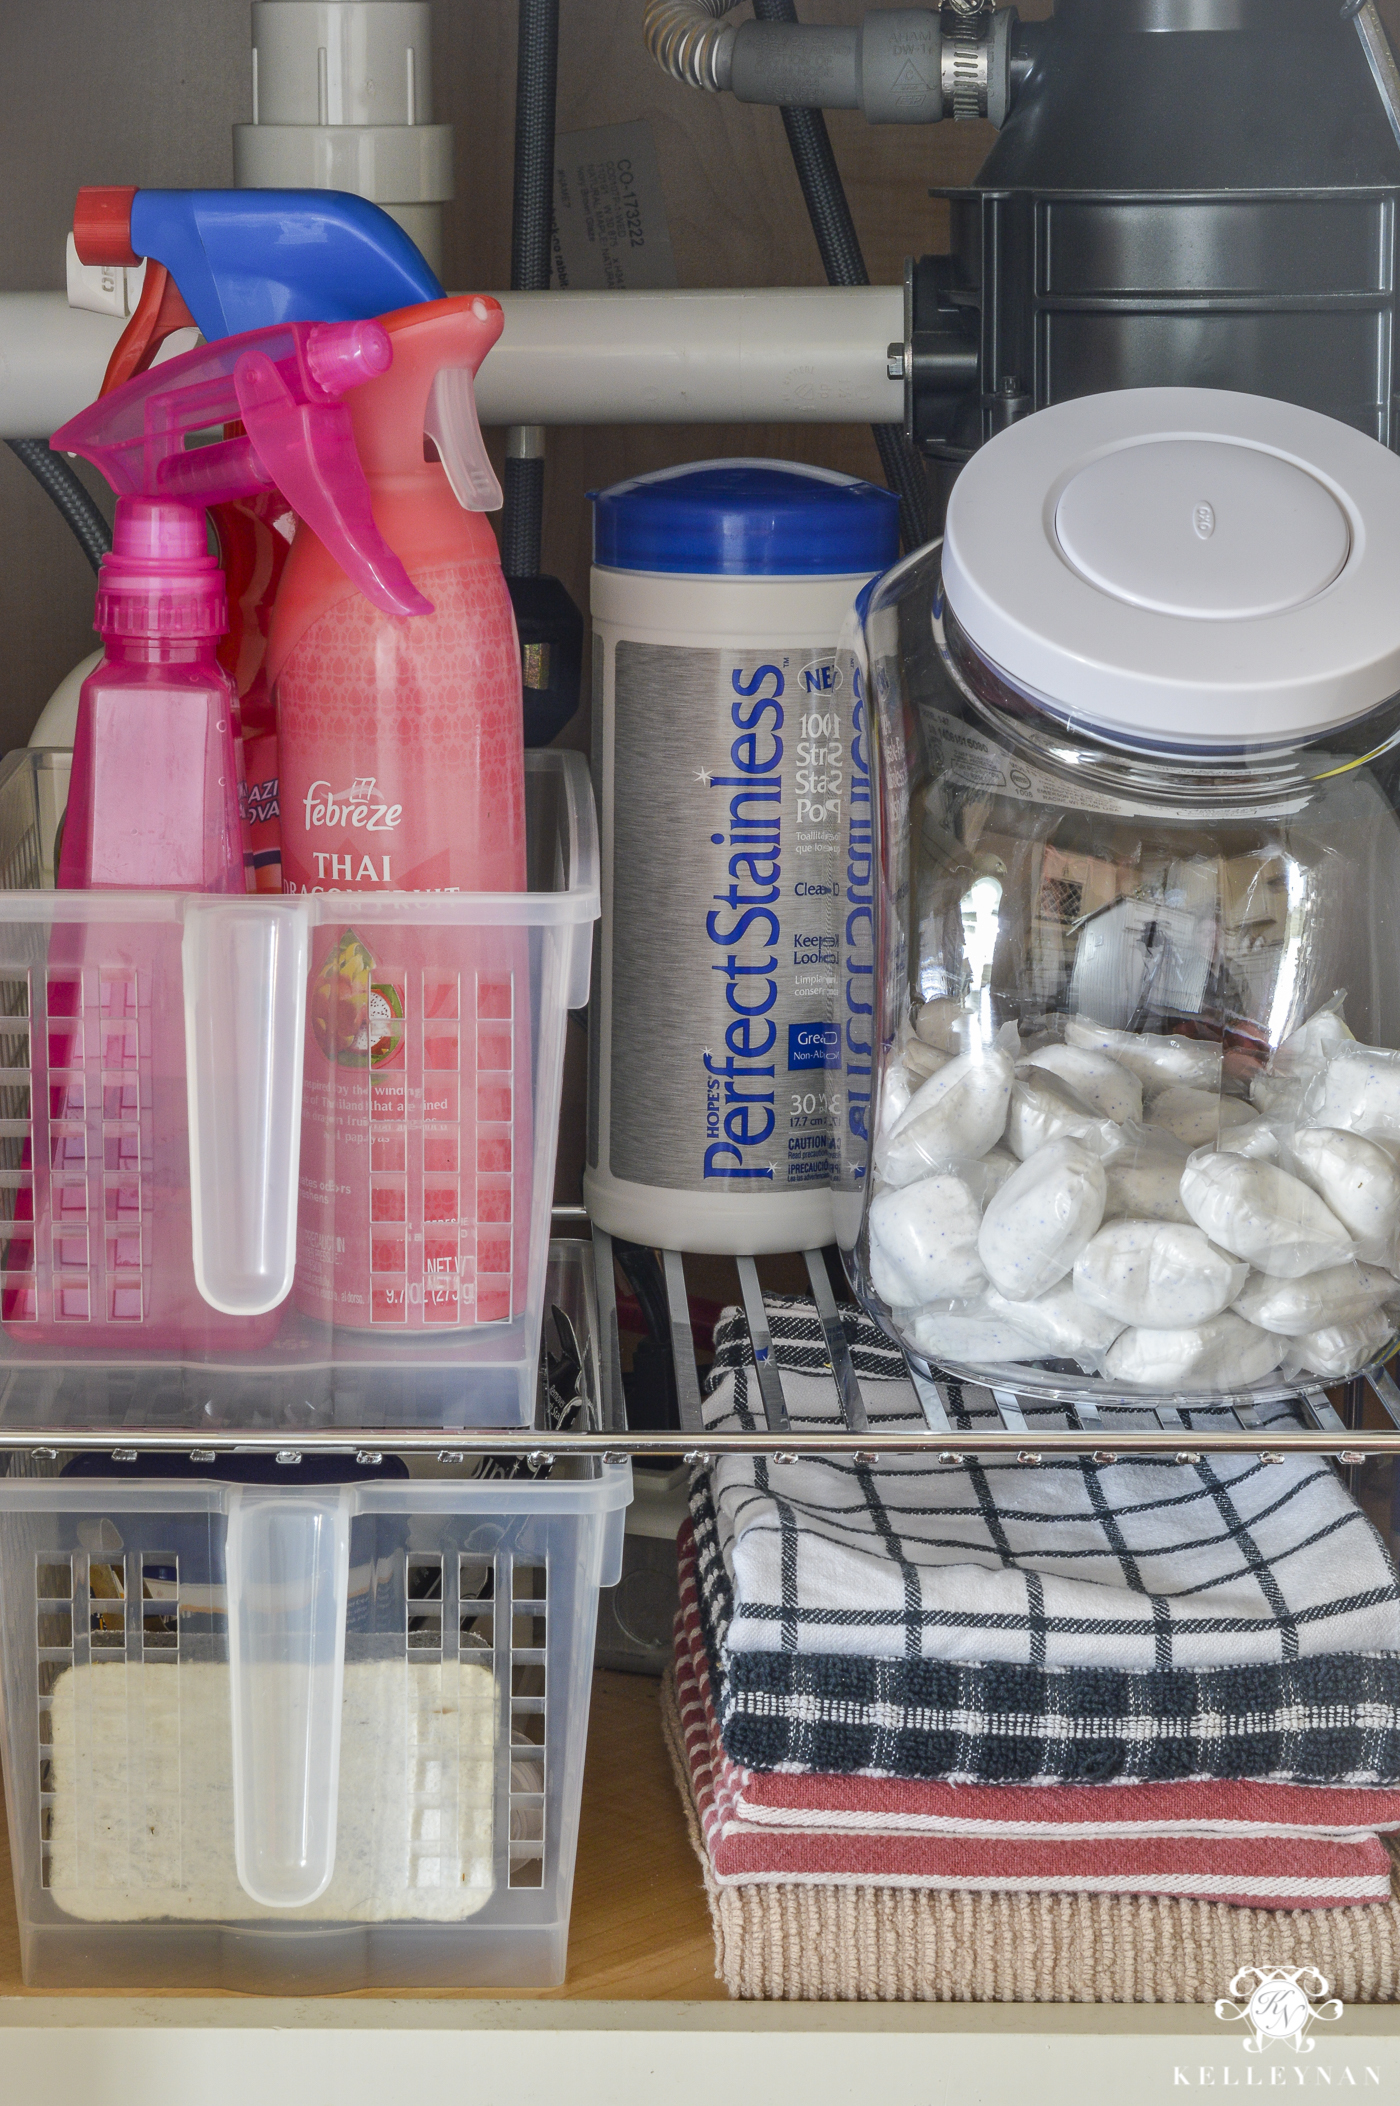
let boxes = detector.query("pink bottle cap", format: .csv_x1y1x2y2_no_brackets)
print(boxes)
95,497,228,639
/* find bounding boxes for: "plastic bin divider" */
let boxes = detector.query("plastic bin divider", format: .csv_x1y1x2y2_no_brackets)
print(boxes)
554,749,599,1012
182,896,309,1317
224,1483,353,1909
599,1497,627,1588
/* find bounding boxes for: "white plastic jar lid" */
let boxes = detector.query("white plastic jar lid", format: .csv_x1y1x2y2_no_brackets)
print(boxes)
940,387,1400,751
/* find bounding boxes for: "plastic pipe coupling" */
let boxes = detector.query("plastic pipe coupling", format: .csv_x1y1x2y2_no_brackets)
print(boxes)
725,6,1017,128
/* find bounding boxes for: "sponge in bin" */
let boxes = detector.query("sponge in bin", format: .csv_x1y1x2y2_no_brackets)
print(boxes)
45,1655,500,1923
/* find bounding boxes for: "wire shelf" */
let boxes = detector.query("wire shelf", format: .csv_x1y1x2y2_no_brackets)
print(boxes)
0,1215,1395,1464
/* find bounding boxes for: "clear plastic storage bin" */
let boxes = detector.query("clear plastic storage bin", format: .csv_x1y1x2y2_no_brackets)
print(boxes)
0,1240,630,1992
0,746,598,1432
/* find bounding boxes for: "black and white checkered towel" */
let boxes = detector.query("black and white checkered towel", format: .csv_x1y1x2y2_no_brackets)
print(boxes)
690,1300,1400,1784
693,1484,1400,1783
696,1299,1400,1675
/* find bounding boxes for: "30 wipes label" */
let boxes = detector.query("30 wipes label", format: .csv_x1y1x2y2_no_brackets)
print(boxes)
609,639,844,1192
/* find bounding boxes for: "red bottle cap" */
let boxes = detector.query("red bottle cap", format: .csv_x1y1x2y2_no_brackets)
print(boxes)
73,187,140,269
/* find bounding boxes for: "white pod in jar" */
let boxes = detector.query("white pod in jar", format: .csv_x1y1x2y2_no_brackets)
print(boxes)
1004,1068,1120,1162
900,1301,1042,1368
977,1136,1107,1301
1064,1018,1222,1095
1233,1260,1396,1336
913,997,977,1053
1218,1118,1282,1160
876,1040,1016,1188
585,461,898,1254
1073,1219,1248,1328
1148,1087,1259,1150
879,1065,912,1135
982,1281,1125,1362
1105,1312,1284,1390
868,1172,987,1308
903,1039,950,1083
1290,1125,1400,1267
1289,1307,1396,1380
1022,1044,1143,1125
1102,1127,1192,1223
1179,1150,1355,1278
1303,1042,1400,1145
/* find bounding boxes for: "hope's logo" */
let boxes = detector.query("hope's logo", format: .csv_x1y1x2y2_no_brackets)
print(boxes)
1215,1966,1344,2054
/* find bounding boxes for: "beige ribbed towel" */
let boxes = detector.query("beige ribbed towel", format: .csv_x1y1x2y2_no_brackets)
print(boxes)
659,1667,1400,2003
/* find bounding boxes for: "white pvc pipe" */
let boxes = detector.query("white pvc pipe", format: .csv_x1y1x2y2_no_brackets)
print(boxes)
0,295,124,440
472,287,905,426
0,287,903,439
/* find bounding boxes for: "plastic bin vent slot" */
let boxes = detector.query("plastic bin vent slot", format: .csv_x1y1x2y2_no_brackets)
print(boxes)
0,965,152,1328
141,1554,179,1654
87,1558,125,1651
34,1551,72,1891
458,1556,494,1656
406,1553,444,1653
507,1558,546,1888
473,971,516,1329
370,968,519,1331
398,1541,493,1902
0,971,34,1320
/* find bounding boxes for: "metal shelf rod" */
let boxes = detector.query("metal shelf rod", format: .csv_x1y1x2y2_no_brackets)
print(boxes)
0,1426,1387,1458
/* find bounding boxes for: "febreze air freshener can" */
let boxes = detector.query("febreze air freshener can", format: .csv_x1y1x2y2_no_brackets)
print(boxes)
585,460,899,1256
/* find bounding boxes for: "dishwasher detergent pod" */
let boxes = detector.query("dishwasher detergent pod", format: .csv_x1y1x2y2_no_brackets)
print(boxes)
1072,1220,1247,1329
1180,1150,1355,1278
876,1032,1016,1189
977,1136,1108,1302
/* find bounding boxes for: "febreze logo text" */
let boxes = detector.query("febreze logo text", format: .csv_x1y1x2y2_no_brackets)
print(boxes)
301,775,400,885
704,665,783,1183
303,777,403,835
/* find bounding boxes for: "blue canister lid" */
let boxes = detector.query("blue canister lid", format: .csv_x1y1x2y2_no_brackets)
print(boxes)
590,457,900,577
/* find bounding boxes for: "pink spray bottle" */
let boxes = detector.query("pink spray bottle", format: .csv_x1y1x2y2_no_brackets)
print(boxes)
269,295,528,1337
2,320,425,1355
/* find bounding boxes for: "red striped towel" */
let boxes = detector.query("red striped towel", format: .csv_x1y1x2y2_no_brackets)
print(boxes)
674,1533,1400,1907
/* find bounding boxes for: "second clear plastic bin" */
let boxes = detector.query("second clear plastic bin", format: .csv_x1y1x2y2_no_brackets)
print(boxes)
0,747,598,1432
0,1240,629,1992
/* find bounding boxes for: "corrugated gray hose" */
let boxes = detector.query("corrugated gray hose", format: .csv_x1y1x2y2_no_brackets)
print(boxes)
643,0,739,89
644,0,930,552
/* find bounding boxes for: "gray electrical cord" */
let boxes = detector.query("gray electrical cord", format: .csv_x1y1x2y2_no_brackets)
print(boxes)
6,439,111,574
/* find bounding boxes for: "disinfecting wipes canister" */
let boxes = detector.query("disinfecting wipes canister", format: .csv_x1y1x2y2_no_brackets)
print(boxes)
585,460,899,1255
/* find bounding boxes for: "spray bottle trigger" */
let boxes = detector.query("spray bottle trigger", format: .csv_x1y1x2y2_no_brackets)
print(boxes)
426,369,503,513
234,348,432,621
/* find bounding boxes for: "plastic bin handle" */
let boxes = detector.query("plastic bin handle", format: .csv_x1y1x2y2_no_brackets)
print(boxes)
225,1484,352,1910
182,899,309,1315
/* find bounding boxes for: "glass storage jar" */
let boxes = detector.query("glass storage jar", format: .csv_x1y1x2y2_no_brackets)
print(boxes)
840,386,1400,1402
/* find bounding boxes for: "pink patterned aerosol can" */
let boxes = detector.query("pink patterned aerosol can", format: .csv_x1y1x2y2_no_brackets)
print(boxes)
269,297,528,1335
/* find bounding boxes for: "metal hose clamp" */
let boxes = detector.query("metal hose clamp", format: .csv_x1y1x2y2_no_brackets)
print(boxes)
942,0,993,121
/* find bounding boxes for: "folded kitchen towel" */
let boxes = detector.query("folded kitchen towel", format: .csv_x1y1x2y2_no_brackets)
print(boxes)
659,1673,1400,2001
697,1299,1400,1673
677,1527,1400,1842
672,1564,1397,1907
691,1490,1400,1786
